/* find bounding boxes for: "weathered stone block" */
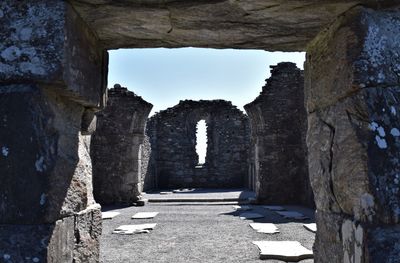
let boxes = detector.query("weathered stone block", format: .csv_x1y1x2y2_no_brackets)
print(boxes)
306,7,400,113
0,1,106,107
308,64,400,225
0,205,101,263
0,216,75,263
0,85,93,224
306,6,400,262
73,204,102,263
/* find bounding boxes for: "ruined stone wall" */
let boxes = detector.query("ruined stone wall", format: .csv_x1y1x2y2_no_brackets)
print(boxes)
245,62,313,207
91,85,152,204
147,100,250,189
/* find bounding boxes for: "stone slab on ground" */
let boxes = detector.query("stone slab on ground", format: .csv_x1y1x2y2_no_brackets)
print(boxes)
263,206,286,211
275,211,309,220
240,212,264,220
132,212,159,219
249,223,279,234
113,224,157,235
252,241,314,261
102,212,120,220
303,223,317,233
100,203,315,263
144,189,255,202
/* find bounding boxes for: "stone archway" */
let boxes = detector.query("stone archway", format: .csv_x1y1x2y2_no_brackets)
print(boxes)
1,1,400,262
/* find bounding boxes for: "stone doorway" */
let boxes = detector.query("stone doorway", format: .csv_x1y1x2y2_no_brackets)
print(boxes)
2,1,400,262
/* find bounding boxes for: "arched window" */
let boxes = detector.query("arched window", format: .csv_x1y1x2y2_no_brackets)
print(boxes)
195,119,207,165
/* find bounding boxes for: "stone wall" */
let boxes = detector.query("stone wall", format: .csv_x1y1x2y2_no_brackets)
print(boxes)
91,85,152,204
306,7,400,262
245,62,313,207
147,100,250,189
0,1,106,262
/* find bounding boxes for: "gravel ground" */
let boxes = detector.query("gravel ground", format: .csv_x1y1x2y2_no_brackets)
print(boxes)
100,203,315,263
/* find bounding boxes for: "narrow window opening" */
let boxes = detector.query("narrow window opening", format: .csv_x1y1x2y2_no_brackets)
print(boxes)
195,119,207,165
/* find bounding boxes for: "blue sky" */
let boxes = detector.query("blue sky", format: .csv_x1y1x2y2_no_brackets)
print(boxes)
108,48,305,116
108,48,305,161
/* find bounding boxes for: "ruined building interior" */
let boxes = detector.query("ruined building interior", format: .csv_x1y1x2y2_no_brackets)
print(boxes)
1,1,400,262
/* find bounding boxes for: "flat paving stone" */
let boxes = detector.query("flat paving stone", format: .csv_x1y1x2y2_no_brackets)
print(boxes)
102,211,120,220
249,223,279,234
113,224,157,235
240,212,264,220
132,212,159,219
275,211,309,220
303,223,317,233
252,241,313,261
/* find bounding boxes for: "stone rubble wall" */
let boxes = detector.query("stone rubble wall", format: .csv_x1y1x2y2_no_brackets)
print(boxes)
91,85,153,204
147,100,250,189
245,62,314,207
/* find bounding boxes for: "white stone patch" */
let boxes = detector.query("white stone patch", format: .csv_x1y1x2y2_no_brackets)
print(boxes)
275,211,309,220
39,193,46,206
132,212,159,219
32,257,40,263
375,135,387,149
3,254,11,260
369,122,379,131
303,223,317,233
249,223,279,234
391,106,397,115
377,126,386,137
102,211,120,220
233,205,251,211
2,146,9,157
239,212,264,220
252,241,313,261
391,128,400,137
35,156,46,172
113,224,157,235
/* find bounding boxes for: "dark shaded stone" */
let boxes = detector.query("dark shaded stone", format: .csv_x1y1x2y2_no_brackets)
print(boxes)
147,100,250,189
245,62,313,207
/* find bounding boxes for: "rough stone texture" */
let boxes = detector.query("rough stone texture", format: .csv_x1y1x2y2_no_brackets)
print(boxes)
0,0,107,107
306,7,400,262
141,134,153,191
0,1,105,261
245,62,313,207
0,204,101,263
69,0,399,51
91,85,153,204
0,85,102,262
147,100,250,189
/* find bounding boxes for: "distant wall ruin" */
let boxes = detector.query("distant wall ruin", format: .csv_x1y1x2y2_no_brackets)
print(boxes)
146,100,250,189
245,62,314,207
91,85,152,204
